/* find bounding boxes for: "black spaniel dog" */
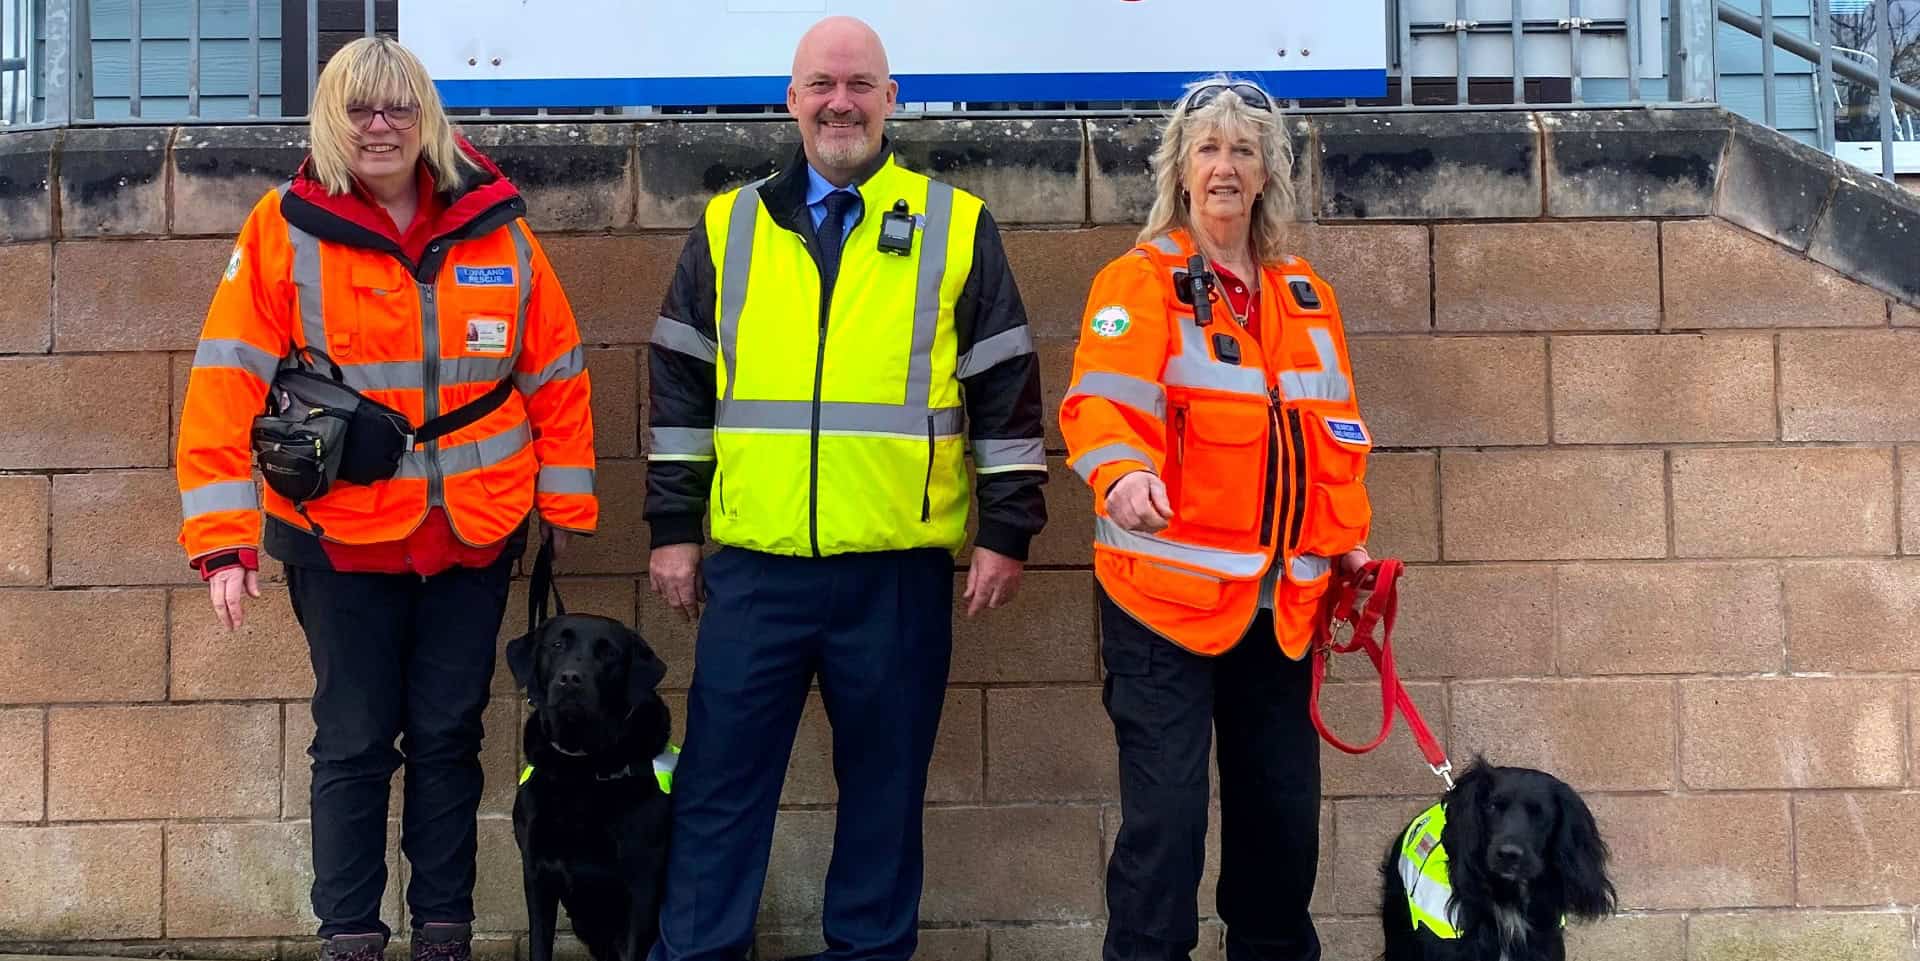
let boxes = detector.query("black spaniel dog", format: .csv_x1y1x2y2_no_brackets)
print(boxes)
1379,759,1617,961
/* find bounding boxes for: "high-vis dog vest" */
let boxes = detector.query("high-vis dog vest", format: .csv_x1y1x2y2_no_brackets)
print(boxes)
1399,802,1460,938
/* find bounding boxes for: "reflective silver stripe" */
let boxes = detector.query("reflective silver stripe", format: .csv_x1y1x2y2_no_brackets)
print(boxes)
1290,553,1332,582
508,220,532,362
180,479,260,518
1164,317,1268,397
717,400,965,437
955,325,1035,379
651,315,718,364
973,437,1046,472
447,355,515,387
1279,328,1352,403
536,466,594,495
287,221,326,358
1094,516,1267,578
338,360,416,392
192,338,280,383
648,426,716,459
1066,371,1167,421
1070,442,1153,482
399,421,531,480
1401,858,1459,937
718,187,760,403
1149,234,1182,256
515,344,586,395
904,181,953,410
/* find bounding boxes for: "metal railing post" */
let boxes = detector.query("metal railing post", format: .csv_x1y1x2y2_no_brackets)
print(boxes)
1669,0,1718,102
39,0,88,123
1873,0,1895,179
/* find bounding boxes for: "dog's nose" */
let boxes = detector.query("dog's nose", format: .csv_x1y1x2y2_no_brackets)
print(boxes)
1495,844,1525,866
556,669,583,687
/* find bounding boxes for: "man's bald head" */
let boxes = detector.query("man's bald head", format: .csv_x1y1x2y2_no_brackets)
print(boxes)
787,15,898,185
790,15,890,81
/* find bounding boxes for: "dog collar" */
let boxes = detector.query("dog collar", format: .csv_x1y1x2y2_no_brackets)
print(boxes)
519,744,680,794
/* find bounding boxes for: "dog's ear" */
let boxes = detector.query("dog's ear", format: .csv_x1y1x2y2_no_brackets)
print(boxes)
505,626,543,708
1441,757,1495,892
1550,777,1617,921
624,625,669,707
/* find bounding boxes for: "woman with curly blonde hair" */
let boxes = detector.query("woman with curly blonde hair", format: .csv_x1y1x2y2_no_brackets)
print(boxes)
1060,75,1376,961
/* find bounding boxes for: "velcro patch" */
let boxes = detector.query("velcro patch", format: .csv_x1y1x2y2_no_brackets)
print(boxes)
1324,416,1369,446
454,265,515,287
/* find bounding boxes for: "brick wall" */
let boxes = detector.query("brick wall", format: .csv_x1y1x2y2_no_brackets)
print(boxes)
2,108,1919,961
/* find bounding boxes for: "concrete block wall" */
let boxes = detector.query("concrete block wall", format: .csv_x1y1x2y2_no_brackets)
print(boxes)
1,106,1918,961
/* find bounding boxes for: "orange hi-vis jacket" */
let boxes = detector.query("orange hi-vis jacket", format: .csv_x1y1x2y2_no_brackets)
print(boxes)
176,157,597,565
1060,229,1371,659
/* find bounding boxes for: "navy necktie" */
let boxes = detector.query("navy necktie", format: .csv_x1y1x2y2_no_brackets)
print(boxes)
817,191,858,283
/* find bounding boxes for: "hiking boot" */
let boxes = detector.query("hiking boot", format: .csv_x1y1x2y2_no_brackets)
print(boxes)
412,922,473,961
319,933,387,961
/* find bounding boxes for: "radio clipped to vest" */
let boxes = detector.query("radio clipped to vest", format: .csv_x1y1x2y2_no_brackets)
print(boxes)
250,347,514,534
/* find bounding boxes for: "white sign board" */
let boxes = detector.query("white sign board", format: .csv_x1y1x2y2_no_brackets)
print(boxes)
402,1,1387,108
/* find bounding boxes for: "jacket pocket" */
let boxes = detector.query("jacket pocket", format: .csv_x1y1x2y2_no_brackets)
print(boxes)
1167,395,1269,541
1297,410,1373,556
340,260,410,360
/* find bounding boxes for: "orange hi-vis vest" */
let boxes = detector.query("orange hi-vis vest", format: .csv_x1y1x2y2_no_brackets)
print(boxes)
1060,229,1372,658
176,179,597,563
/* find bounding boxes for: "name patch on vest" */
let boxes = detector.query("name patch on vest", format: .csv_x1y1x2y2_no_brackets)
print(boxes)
1324,417,1369,446
455,265,516,287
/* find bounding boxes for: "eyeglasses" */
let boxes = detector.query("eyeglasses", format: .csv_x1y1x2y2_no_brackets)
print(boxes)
346,103,420,130
1184,82,1274,113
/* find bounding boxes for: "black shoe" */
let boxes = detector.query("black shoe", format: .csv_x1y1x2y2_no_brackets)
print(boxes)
320,933,388,961
412,922,473,961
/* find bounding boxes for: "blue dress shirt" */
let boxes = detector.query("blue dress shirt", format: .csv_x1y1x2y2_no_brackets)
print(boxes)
805,164,862,247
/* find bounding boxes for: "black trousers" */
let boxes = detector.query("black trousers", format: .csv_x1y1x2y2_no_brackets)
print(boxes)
1100,592,1323,961
650,546,954,961
287,548,515,939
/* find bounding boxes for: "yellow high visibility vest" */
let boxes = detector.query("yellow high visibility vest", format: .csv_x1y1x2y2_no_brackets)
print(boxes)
702,157,983,557
1398,802,1460,938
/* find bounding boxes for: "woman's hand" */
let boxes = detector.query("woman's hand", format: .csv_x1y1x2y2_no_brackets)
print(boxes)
209,566,261,630
1337,547,1374,587
1106,471,1174,533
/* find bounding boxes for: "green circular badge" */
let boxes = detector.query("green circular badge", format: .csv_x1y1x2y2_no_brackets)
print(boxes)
1091,305,1131,338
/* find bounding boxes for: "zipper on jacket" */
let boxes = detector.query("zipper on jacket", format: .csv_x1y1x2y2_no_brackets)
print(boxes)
921,414,935,522
419,281,446,508
1262,387,1282,549
715,471,726,517
807,268,832,558
1286,407,1308,549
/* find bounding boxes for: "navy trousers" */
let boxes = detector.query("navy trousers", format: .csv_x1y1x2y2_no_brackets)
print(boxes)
649,546,955,961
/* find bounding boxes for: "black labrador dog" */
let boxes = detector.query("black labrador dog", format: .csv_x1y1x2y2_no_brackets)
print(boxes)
506,612,674,961
1380,759,1616,961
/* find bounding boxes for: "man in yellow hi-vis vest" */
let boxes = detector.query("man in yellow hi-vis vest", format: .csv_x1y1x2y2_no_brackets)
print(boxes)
643,15,1048,961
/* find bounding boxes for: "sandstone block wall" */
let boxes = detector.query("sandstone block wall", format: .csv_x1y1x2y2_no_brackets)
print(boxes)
1,106,1918,961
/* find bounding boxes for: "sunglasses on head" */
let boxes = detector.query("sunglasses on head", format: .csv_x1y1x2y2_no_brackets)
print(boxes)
1184,82,1274,113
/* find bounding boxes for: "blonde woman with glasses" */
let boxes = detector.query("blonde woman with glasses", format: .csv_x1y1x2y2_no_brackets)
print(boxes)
175,37,597,961
1060,76,1376,961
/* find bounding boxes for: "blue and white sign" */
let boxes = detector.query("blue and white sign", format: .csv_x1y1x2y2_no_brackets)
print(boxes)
402,1,1386,108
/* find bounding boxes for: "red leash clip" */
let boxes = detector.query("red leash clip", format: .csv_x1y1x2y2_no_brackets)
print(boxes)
1307,558,1454,789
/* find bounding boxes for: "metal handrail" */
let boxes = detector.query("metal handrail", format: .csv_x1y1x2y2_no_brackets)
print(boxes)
1717,0,1917,177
